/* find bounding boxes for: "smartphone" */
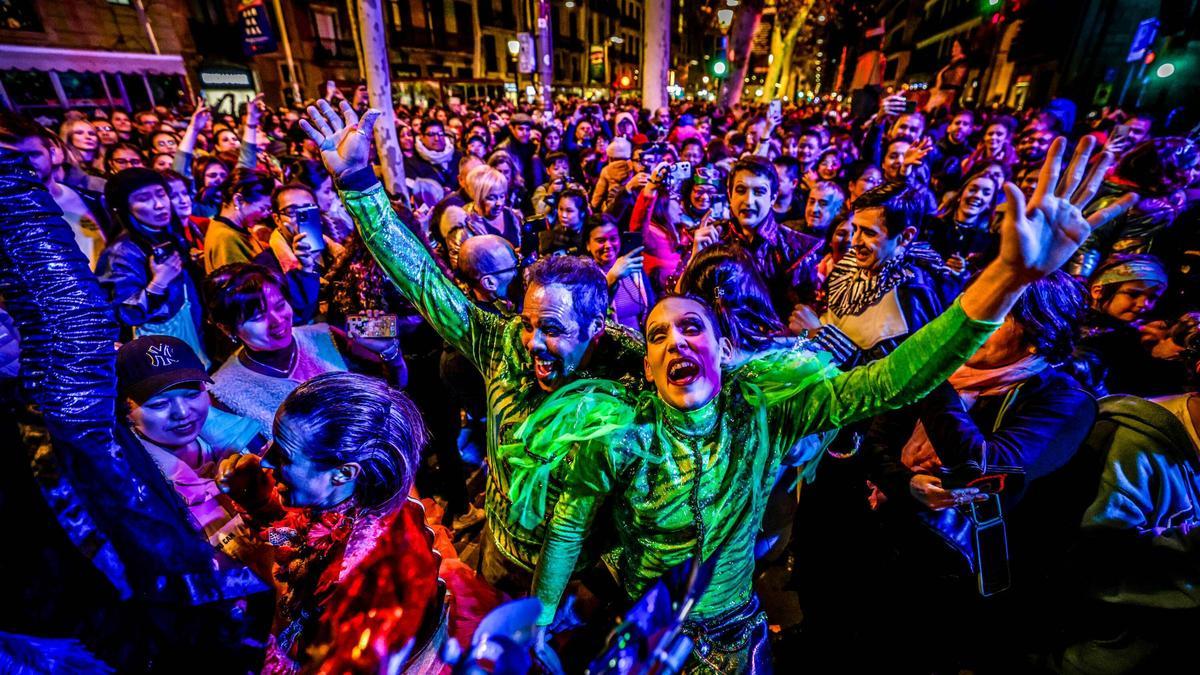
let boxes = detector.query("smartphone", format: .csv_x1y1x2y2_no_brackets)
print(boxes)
620,231,643,256
1109,123,1133,147
971,495,1012,597
666,161,693,184
902,99,918,115
347,313,399,339
152,242,173,263
293,204,326,252
709,199,730,221
768,99,782,120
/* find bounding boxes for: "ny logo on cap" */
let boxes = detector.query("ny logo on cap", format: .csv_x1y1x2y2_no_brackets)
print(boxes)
146,343,179,367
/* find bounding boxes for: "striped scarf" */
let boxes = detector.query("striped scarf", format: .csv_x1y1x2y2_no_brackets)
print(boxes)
826,241,945,317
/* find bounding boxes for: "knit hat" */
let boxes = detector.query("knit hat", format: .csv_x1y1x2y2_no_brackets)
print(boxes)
607,137,632,160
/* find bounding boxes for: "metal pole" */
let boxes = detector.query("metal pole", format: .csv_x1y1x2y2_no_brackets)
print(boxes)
271,0,304,103
356,0,408,198
641,0,669,111
132,0,161,55
536,0,554,109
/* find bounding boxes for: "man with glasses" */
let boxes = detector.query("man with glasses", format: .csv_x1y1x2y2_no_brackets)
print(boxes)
457,234,522,313
250,183,323,323
409,119,461,190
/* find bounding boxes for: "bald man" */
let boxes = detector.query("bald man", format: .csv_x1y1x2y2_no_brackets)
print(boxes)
457,234,521,311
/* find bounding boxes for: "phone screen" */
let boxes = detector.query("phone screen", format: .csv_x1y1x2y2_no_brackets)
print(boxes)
620,231,644,256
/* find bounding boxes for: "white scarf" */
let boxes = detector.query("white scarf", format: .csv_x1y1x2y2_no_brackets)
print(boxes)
415,137,454,169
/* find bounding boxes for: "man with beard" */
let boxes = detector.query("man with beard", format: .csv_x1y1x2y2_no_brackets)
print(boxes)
926,171,1001,274
932,109,977,192
495,112,545,205
300,100,645,594
1014,127,1056,189
724,156,823,319
527,134,1123,671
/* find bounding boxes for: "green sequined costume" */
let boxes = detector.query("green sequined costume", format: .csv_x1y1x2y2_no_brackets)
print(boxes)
524,301,999,671
339,177,645,581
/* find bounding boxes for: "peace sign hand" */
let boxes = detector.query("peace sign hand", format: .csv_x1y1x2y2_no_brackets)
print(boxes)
298,99,382,182
997,136,1137,283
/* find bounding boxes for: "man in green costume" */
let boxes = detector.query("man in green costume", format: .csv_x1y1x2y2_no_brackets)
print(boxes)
299,100,645,594
519,136,1132,672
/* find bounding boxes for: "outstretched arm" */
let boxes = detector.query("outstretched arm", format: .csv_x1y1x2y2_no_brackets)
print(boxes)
771,137,1135,447
301,100,500,370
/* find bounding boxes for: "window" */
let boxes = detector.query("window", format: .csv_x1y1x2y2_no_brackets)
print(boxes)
312,7,339,52
0,70,55,107
483,34,498,72
59,71,107,106
411,0,428,29
388,0,404,31
444,0,457,33
0,0,43,31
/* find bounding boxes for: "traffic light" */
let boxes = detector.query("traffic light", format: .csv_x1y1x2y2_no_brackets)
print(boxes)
980,0,1003,14
711,56,728,78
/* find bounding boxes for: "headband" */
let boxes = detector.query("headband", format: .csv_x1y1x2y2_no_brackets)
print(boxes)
1092,258,1168,289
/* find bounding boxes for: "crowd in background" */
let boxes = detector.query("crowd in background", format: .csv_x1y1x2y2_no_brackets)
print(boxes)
1,79,1198,674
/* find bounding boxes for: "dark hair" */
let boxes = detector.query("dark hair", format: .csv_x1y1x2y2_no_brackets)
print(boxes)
581,213,618,244
557,187,590,220
0,108,46,145
729,155,780,197
105,142,145,172
772,155,801,182
419,118,444,135
222,168,275,206
157,168,188,186
525,254,608,328
146,130,177,152
282,158,331,191
545,151,569,166
679,137,705,159
678,244,782,352
1010,271,1089,363
205,263,285,337
851,180,935,236
274,372,427,510
644,292,724,341
271,182,316,213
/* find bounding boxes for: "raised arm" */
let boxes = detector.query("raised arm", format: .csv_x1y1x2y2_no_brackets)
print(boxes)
173,103,210,180
771,136,1136,447
301,100,498,369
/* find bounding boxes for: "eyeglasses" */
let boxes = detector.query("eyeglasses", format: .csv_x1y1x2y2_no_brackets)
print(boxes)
111,157,144,167
423,131,446,139
275,205,314,218
481,263,520,278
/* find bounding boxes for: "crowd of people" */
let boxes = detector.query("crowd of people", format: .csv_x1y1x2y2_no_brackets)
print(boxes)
1,80,1198,674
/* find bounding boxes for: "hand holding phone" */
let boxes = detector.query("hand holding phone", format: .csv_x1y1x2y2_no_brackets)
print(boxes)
292,204,326,252
347,313,399,339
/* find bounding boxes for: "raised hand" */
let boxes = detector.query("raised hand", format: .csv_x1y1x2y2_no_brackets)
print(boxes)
996,136,1137,283
299,99,381,181
245,93,266,128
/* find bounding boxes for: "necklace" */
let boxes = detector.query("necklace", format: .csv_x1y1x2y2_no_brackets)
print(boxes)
241,341,298,377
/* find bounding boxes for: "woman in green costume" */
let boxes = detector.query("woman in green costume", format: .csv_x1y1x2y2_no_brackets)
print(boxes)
523,136,1133,673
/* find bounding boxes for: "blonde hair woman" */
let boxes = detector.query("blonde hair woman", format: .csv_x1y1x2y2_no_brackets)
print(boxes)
462,164,521,247
59,118,103,174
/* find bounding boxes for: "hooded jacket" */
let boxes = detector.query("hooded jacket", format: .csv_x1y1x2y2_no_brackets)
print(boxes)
1079,395,1200,611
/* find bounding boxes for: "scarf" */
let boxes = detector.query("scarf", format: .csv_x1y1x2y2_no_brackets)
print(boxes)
900,354,1048,474
826,241,945,317
415,137,454,170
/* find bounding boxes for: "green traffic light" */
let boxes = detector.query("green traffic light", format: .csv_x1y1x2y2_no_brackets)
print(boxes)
981,0,1002,13
712,59,728,77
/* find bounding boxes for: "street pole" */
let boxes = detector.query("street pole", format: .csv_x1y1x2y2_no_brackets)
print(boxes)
642,0,670,111
271,0,304,104
132,0,161,55
356,0,408,198
536,0,554,109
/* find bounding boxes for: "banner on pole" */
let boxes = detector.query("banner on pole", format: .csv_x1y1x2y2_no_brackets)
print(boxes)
239,1,279,56
518,33,536,74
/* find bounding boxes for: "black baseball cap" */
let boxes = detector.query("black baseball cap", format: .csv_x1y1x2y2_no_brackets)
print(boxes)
117,335,213,404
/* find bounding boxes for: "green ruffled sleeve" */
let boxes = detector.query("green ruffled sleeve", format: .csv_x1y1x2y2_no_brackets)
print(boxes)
768,298,1000,455
515,379,641,625
500,379,636,532
340,183,506,373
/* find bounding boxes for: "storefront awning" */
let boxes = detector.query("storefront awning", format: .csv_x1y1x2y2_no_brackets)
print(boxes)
0,45,185,75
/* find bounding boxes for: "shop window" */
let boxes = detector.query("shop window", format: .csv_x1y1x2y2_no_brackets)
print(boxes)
0,70,56,107
59,71,107,107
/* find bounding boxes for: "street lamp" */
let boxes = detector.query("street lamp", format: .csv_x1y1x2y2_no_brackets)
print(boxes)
717,9,734,31
507,38,521,103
